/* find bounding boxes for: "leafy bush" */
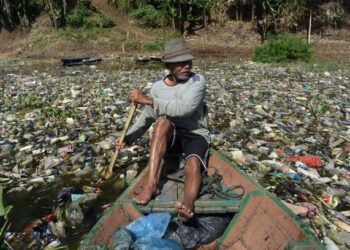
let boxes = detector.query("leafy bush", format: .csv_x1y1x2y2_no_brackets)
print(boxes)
67,8,89,28
83,18,97,29
253,36,312,63
130,4,165,28
98,14,115,28
143,40,164,51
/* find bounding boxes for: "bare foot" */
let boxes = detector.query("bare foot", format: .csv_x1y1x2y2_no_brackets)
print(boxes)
176,201,194,222
133,185,160,205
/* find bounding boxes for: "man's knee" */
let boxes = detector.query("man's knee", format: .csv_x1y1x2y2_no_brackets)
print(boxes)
184,156,201,174
153,117,172,133
155,117,172,126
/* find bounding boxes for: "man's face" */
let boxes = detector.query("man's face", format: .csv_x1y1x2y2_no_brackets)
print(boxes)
166,60,193,81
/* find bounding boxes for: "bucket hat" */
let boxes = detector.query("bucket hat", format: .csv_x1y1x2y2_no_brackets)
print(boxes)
161,39,195,63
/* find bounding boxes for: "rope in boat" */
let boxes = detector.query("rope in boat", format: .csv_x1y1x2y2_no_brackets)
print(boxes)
167,167,245,199
199,169,245,199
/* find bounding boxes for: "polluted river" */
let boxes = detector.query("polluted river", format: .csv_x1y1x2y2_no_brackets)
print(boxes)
0,58,349,249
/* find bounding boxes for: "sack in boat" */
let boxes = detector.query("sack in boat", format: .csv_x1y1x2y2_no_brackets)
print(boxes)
169,214,231,249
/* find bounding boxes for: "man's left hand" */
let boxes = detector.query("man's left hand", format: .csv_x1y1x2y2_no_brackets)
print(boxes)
129,90,153,106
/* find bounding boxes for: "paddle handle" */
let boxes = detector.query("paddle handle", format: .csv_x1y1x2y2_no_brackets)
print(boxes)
105,103,137,178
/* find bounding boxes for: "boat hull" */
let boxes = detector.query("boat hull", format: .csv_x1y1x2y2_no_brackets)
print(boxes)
79,149,324,249
61,57,102,66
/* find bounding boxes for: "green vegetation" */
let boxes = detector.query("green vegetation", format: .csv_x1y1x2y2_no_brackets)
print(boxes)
131,4,166,28
33,36,54,48
77,0,93,9
19,92,49,109
98,14,115,28
143,40,165,51
128,0,222,32
253,35,312,63
66,3,114,29
67,8,90,28
83,18,98,30
0,185,12,249
1,0,349,41
307,96,329,123
40,106,82,121
308,59,344,72
58,28,98,42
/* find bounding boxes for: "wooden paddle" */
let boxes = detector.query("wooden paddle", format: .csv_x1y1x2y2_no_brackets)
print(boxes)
103,103,137,180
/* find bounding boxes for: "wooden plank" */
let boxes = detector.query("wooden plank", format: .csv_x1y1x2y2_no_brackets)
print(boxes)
138,199,241,214
155,179,179,202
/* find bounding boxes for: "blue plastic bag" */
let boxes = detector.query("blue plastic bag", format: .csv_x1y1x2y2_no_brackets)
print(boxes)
112,228,133,250
113,212,184,250
132,237,184,250
126,212,171,239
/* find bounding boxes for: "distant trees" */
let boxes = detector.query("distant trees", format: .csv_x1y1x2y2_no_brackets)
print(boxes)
0,0,69,30
124,0,349,40
0,0,349,39
108,0,222,34
44,0,68,29
0,0,33,30
0,0,14,30
227,0,349,42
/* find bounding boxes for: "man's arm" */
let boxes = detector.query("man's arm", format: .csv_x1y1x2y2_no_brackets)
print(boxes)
124,105,156,145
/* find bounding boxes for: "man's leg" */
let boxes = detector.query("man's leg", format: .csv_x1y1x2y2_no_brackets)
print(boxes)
133,118,173,204
176,156,201,221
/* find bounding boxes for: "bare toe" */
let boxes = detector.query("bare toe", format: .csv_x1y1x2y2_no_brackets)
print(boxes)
133,186,160,205
133,192,151,205
176,202,194,222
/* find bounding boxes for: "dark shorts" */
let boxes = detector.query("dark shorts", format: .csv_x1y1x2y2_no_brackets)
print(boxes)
167,126,210,170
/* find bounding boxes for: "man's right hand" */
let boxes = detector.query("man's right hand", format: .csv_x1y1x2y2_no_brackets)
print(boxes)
115,138,126,150
129,90,153,107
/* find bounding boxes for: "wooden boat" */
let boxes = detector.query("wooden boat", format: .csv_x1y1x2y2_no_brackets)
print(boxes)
79,149,324,249
135,56,162,63
61,56,102,66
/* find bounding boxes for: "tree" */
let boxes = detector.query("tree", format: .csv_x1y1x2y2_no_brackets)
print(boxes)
192,0,222,28
257,0,286,42
129,0,222,33
0,0,15,30
44,0,67,29
306,0,330,43
0,0,69,30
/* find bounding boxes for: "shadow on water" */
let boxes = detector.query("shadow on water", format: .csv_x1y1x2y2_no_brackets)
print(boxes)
4,172,130,249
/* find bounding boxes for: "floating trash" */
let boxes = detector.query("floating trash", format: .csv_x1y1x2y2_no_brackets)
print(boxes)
0,59,349,249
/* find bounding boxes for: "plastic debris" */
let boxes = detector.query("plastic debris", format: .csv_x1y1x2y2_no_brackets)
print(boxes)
113,212,183,250
0,59,349,249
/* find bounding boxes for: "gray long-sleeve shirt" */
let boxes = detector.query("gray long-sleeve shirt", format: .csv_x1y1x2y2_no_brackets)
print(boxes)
124,73,210,145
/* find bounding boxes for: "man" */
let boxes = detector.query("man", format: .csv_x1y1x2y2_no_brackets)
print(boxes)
115,39,210,221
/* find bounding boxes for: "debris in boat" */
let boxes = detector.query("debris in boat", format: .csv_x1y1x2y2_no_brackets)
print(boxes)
112,212,183,250
169,214,231,249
